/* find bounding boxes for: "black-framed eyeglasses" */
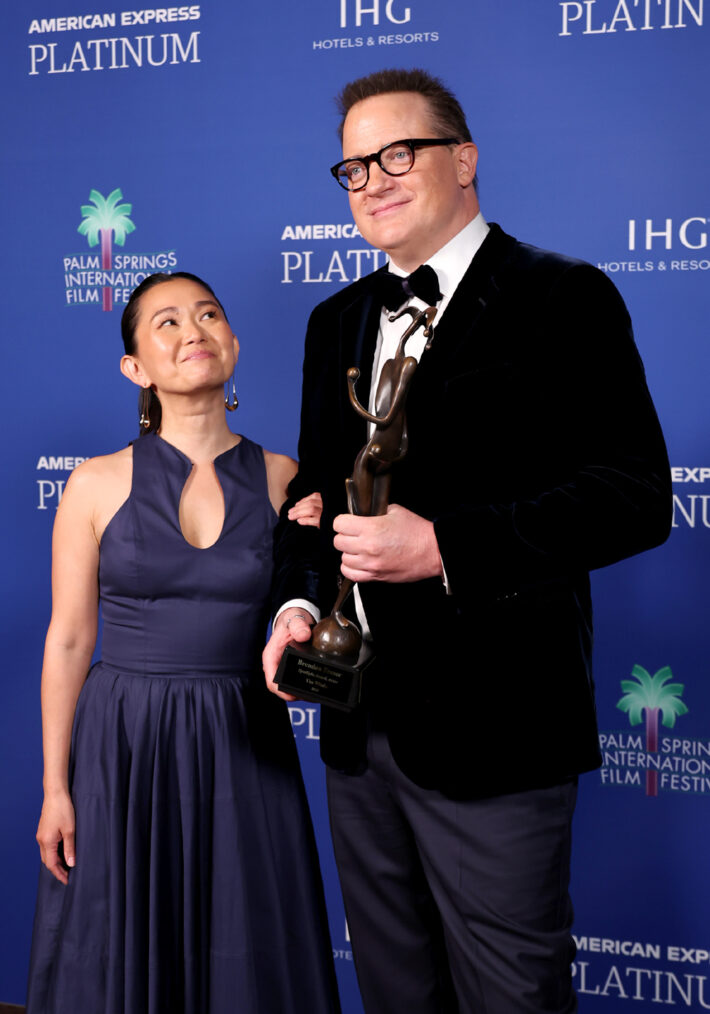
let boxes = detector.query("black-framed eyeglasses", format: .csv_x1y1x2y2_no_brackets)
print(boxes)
330,137,460,192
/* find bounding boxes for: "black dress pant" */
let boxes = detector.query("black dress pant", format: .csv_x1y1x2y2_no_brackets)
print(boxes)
326,730,578,1014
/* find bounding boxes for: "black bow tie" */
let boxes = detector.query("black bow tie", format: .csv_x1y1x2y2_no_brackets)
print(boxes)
377,264,442,312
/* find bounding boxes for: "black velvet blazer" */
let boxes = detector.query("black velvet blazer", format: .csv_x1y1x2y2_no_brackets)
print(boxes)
273,224,672,799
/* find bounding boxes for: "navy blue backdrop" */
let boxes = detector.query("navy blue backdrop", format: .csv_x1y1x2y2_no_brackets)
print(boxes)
1,2,709,1009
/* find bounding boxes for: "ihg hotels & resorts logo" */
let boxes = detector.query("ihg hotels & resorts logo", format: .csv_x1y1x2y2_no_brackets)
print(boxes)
599,664,710,796
63,187,178,310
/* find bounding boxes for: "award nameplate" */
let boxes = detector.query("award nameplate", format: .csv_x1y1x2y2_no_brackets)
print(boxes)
276,640,373,712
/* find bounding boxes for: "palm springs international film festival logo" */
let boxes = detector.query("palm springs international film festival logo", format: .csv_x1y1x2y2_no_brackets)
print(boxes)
64,188,177,311
597,664,710,797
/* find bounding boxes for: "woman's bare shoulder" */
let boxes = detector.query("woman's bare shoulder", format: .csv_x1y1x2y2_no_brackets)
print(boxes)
263,450,298,513
263,450,298,481
74,444,132,477
62,446,133,541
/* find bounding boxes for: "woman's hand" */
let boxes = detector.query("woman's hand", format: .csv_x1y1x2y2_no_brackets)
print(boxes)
288,492,323,528
263,607,315,698
36,791,76,885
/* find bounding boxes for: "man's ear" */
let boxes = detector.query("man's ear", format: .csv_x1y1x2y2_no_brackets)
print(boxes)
455,142,478,188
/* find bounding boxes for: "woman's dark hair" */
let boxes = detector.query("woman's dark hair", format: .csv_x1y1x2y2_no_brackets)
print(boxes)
121,271,226,435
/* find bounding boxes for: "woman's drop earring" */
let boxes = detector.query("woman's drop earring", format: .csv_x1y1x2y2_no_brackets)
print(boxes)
225,371,238,411
139,387,151,429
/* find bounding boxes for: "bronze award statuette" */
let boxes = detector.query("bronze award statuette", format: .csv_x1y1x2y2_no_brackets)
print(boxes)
275,304,437,711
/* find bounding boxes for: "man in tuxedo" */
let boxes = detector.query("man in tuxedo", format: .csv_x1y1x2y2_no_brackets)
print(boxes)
263,68,671,1013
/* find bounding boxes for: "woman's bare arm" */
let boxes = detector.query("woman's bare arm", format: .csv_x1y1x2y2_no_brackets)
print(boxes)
36,452,130,884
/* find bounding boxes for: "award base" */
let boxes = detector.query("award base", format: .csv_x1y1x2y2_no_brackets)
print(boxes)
274,641,373,712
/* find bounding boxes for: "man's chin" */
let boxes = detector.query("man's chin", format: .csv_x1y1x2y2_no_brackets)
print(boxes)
359,230,412,265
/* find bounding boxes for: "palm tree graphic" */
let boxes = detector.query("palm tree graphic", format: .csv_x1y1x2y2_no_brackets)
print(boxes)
617,664,688,796
78,188,135,312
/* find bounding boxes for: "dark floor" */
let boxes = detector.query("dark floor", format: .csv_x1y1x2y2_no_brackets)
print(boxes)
0,1004,25,1013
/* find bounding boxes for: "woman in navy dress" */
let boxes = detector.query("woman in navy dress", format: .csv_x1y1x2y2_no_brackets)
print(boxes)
26,272,338,1014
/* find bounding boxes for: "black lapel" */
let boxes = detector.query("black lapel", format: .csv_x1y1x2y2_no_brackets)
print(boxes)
408,224,518,404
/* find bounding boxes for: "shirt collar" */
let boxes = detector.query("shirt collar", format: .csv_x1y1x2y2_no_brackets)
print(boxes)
387,213,489,300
